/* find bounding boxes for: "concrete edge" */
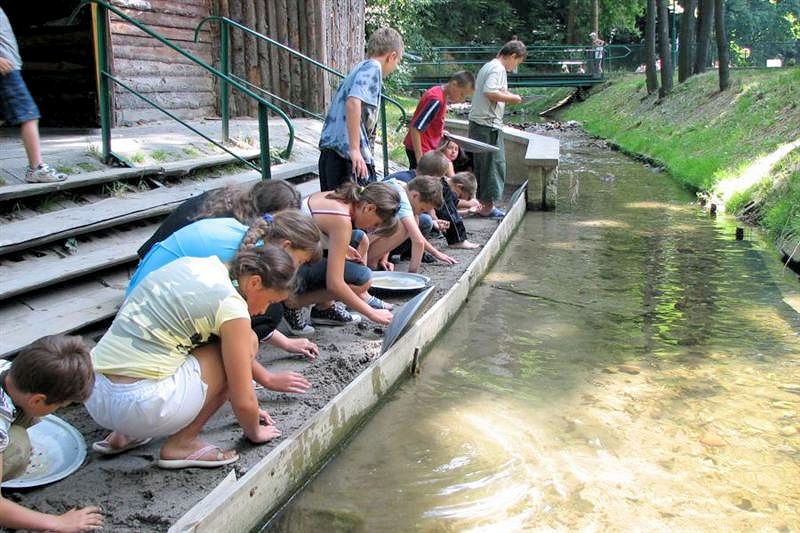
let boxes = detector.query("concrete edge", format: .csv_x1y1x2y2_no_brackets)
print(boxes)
170,183,529,533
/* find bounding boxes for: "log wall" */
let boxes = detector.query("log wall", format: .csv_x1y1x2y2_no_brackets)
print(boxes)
108,0,215,125
219,0,365,118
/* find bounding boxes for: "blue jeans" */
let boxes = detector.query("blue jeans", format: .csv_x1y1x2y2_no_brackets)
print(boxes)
0,70,40,125
295,229,371,293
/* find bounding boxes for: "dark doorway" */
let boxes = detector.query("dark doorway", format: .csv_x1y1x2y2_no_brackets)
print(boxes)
1,1,98,127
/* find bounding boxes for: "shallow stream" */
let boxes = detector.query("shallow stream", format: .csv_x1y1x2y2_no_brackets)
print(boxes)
266,127,800,532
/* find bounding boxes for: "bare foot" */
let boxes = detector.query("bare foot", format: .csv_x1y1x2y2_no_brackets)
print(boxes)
159,438,237,462
450,240,481,250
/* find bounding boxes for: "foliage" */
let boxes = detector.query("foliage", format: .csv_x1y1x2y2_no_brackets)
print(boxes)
561,68,800,190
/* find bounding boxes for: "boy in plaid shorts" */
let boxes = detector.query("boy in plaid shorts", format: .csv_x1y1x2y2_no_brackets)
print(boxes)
0,8,67,183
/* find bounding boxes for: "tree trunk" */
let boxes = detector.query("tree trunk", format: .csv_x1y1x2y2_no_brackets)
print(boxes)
678,0,697,82
645,0,659,93
694,0,714,74
591,0,599,35
714,0,730,90
229,0,245,115
566,0,578,44
657,0,673,97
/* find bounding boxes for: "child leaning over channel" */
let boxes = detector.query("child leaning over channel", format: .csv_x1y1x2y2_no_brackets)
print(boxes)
368,175,457,273
1,335,103,532
126,211,323,393
86,246,297,468
282,182,400,334
317,27,404,191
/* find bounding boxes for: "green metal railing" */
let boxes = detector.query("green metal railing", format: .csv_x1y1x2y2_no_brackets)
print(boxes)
71,0,295,179
406,44,634,88
195,16,408,177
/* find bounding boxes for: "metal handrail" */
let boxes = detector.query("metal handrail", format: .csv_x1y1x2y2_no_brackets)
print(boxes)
70,0,295,179
196,16,408,176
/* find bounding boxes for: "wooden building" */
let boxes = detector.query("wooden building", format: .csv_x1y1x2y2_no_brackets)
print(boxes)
1,0,365,127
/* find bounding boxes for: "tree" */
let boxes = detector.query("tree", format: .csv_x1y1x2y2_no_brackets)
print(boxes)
678,0,697,82
645,0,660,93
657,0,673,97
694,0,715,73
714,0,731,89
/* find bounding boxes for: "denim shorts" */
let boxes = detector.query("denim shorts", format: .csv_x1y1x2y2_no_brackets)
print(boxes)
0,70,40,125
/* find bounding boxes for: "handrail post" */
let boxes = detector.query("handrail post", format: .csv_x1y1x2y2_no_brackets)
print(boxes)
220,21,230,143
93,3,113,163
380,97,389,177
258,102,271,180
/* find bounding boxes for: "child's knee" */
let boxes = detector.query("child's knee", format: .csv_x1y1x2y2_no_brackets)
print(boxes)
2,426,32,481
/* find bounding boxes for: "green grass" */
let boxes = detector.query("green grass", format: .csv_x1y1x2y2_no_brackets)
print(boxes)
560,67,800,244
382,95,418,164
128,152,146,164
55,165,76,175
150,149,170,162
76,161,101,172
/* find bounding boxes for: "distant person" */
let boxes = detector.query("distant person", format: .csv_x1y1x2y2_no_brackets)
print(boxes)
468,40,527,219
403,71,474,169
318,27,404,191
0,8,67,183
590,32,605,76
87,246,297,468
1,335,104,531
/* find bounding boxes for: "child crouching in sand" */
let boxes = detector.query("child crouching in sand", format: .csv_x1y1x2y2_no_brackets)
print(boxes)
1,335,103,531
86,245,296,468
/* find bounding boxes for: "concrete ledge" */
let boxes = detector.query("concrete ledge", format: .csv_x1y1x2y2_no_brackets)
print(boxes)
170,183,529,533
445,118,559,210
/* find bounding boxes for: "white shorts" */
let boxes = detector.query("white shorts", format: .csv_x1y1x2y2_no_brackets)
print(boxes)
85,356,208,440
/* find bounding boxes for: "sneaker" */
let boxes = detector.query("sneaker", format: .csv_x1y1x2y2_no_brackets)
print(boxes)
281,306,315,336
310,302,362,326
25,163,67,183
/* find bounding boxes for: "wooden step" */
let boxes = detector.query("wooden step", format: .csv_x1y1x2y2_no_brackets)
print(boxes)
0,177,322,358
0,270,128,359
0,160,318,256
0,223,156,300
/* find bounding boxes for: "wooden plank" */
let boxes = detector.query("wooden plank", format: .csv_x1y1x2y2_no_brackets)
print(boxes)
171,183,529,533
0,160,318,255
0,224,157,300
0,270,129,359
109,22,211,44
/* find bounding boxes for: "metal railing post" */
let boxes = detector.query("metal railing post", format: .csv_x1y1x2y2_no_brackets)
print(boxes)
380,97,389,177
220,22,230,143
93,4,113,163
258,102,271,180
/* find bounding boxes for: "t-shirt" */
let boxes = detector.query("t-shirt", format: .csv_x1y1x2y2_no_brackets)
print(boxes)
385,169,416,184
403,84,446,154
137,191,232,258
128,218,248,296
468,58,508,129
93,256,250,380
381,178,413,220
0,9,22,71
0,359,16,454
319,59,383,164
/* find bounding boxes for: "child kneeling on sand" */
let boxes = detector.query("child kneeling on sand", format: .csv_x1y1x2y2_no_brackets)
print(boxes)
86,246,296,469
368,175,457,273
1,335,103,532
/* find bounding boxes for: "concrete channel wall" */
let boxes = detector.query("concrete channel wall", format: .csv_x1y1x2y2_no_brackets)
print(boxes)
445,118,560,210
171,127,560,533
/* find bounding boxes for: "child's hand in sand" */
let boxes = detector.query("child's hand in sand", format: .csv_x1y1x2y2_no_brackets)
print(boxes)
251,423,281,443
264,371,311,394
259,408,275,426
285,337,319,359
54,506,104,532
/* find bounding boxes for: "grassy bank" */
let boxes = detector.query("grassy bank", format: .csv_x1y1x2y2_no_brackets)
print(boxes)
561,69,800,249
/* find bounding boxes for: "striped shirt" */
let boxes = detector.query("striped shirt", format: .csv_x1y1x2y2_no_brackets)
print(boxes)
403,84,447,154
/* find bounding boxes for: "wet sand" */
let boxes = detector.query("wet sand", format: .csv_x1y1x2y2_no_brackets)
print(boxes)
6,217,502,531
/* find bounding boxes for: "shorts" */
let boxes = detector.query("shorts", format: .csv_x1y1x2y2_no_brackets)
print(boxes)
85,356,207,440
0,70,41,125
1,425,32,481
318,148,376,191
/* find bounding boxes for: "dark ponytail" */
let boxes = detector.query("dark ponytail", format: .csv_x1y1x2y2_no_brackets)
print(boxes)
230,245,296,293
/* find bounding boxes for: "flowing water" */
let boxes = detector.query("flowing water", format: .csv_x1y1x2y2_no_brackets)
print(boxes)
266,128,800,532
